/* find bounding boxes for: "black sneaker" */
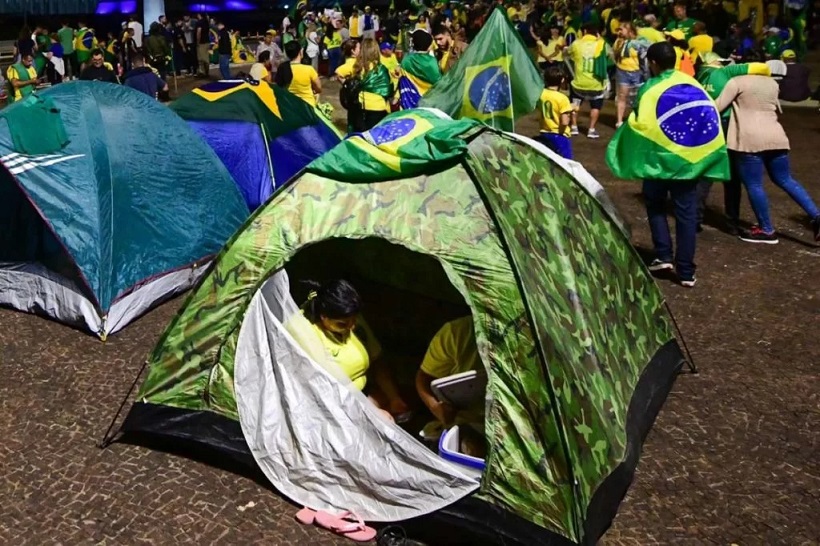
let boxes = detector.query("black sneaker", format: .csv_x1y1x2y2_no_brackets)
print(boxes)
739,226,779,244
648,259,674,272
726,220,741,236
812,216,820,242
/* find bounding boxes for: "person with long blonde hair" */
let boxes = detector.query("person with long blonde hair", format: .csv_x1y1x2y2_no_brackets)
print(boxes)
613,22,646,127
337,37,393,132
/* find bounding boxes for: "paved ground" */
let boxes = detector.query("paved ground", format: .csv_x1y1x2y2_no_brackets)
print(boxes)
1,68,819,545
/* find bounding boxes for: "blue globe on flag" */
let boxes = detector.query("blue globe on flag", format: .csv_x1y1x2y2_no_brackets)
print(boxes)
655,84,720,148
366,118,417,146
467,66,512,114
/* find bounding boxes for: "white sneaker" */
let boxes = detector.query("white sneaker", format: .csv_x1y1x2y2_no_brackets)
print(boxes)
615,121,623,129
587,128,600,139
570,126,579,136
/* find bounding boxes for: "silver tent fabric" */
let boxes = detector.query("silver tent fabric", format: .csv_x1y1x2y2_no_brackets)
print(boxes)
234,270,480,522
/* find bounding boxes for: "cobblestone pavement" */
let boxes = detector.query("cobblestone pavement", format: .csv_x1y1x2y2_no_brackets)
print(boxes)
1,87,819,545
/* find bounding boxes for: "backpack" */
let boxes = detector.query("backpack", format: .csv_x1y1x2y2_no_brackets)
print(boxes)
339,76,363,111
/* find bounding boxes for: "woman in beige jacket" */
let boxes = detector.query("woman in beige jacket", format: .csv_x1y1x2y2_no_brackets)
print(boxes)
715,66,820,244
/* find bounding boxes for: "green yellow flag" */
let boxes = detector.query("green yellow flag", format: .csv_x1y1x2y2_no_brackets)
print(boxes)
418,7,543,131
606,69,730,182
306,109,481,182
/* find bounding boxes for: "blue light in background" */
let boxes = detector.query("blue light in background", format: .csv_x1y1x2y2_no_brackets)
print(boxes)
189,3,221,11
225,0,256,9
96,1,138,14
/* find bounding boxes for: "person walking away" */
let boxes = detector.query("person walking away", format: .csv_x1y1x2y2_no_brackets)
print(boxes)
433,26,467,74
695,52,770,233
397,29,441,109
606,42,730,287
716,65,820,243
536,66,574,159
613,22,646,128
124,53,169,99
5,54,41,104
45,33,65,85
250,50,273,83
146,22,171,81
337,37,393,132
58,22,76,80
79,49,118,83
687,21,713,58
276,40,322,106
127,16,143,50
196,13,211,77
216,21,232,79
566,24,610,139
777,49,811,102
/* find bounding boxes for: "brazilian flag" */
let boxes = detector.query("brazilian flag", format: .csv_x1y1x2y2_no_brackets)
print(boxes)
75,28,97,64
307,110,481,183
419,7,543,131
606,69,730,182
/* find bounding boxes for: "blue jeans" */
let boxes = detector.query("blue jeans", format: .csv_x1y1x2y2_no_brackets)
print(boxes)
536,133,573,160
219,54,231,79
734,150,820,233
643,180,699,280
328,47,341,76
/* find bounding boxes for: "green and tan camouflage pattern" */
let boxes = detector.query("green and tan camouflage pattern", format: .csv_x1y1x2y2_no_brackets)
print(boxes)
135,130,674,543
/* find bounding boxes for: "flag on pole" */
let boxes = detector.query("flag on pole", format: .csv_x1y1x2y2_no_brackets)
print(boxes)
418,7,543,131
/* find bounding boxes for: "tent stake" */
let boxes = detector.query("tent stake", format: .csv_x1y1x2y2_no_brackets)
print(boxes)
98,359,149,449
664,300,698,374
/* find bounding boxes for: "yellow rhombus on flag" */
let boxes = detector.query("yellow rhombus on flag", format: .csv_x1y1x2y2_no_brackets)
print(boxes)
460,55,514,123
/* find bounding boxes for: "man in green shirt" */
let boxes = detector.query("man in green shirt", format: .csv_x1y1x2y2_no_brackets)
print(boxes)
665,1,698,40
58,22,76,79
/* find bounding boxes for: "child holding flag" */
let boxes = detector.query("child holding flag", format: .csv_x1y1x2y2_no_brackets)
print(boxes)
536,66,574,159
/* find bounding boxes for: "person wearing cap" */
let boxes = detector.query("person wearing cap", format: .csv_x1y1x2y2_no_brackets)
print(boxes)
664,1,698,40
378,41,400,88
257,30,284,72
433,25,467,73
694,52,771,234
715,65,820,244
777,49,811,103
665,29,694,76
687,21,713,58
762,27,783,60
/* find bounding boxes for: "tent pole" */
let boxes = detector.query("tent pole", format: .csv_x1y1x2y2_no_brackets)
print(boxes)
664,300,698,374
261,123,275,191
97,359,150,449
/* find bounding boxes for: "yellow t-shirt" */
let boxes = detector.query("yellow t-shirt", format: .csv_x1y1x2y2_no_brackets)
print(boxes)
380,53,400,86
336,59,389,112
688,34,714,57
289,63,318,106
637,27,666,44
350,15,360,38
538,89,573,136
310,318,382,391
616,39,641,72
324,30,342,50
568,35,607,92
249,63,269,82
421,316,480,379
537,37,565,63
7,64,37,100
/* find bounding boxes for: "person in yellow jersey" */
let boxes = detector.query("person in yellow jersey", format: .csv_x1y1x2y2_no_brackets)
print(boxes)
535,66,574,159
613,22,646,127
638,14,666,44
250,50,273,82
323,21,343,75
531,25,565,70
688,21,713,58
336,38,393,131
415,316,483,430
275,40,321,106
334,39,359,80
378,41,400,89
566,23,611,139
301,279,410,422
5,53,41,103
349,8,361,40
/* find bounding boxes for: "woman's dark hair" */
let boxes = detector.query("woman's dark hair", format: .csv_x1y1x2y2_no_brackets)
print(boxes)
341,39,358,59
258,50,271,63
647,41,677,71
302,279,362,323
275,41,303,88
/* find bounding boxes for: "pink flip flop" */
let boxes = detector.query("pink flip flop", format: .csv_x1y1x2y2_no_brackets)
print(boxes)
314,510,377,542
295,507,316,525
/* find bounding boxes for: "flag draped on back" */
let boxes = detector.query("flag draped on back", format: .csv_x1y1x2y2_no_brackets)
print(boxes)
419,7,543,131
307,109,480,182
398,53,442,110
605,69,730,181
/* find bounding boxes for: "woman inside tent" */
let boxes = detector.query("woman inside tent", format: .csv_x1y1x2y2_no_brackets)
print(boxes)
297,279,410,422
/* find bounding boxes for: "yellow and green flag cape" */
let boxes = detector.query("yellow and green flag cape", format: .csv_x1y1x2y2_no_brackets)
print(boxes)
606,69,730,182
419,7,543,131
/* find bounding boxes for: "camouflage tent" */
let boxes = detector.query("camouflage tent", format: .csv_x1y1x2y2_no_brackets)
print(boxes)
121,111,683,545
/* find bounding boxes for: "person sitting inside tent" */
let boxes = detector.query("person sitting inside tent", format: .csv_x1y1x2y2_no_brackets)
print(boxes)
276,40,321,107
415,315,485,458
250,50,273,83
300,279,410,422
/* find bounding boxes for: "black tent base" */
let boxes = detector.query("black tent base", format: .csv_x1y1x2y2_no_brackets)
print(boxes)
118,340,684,546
